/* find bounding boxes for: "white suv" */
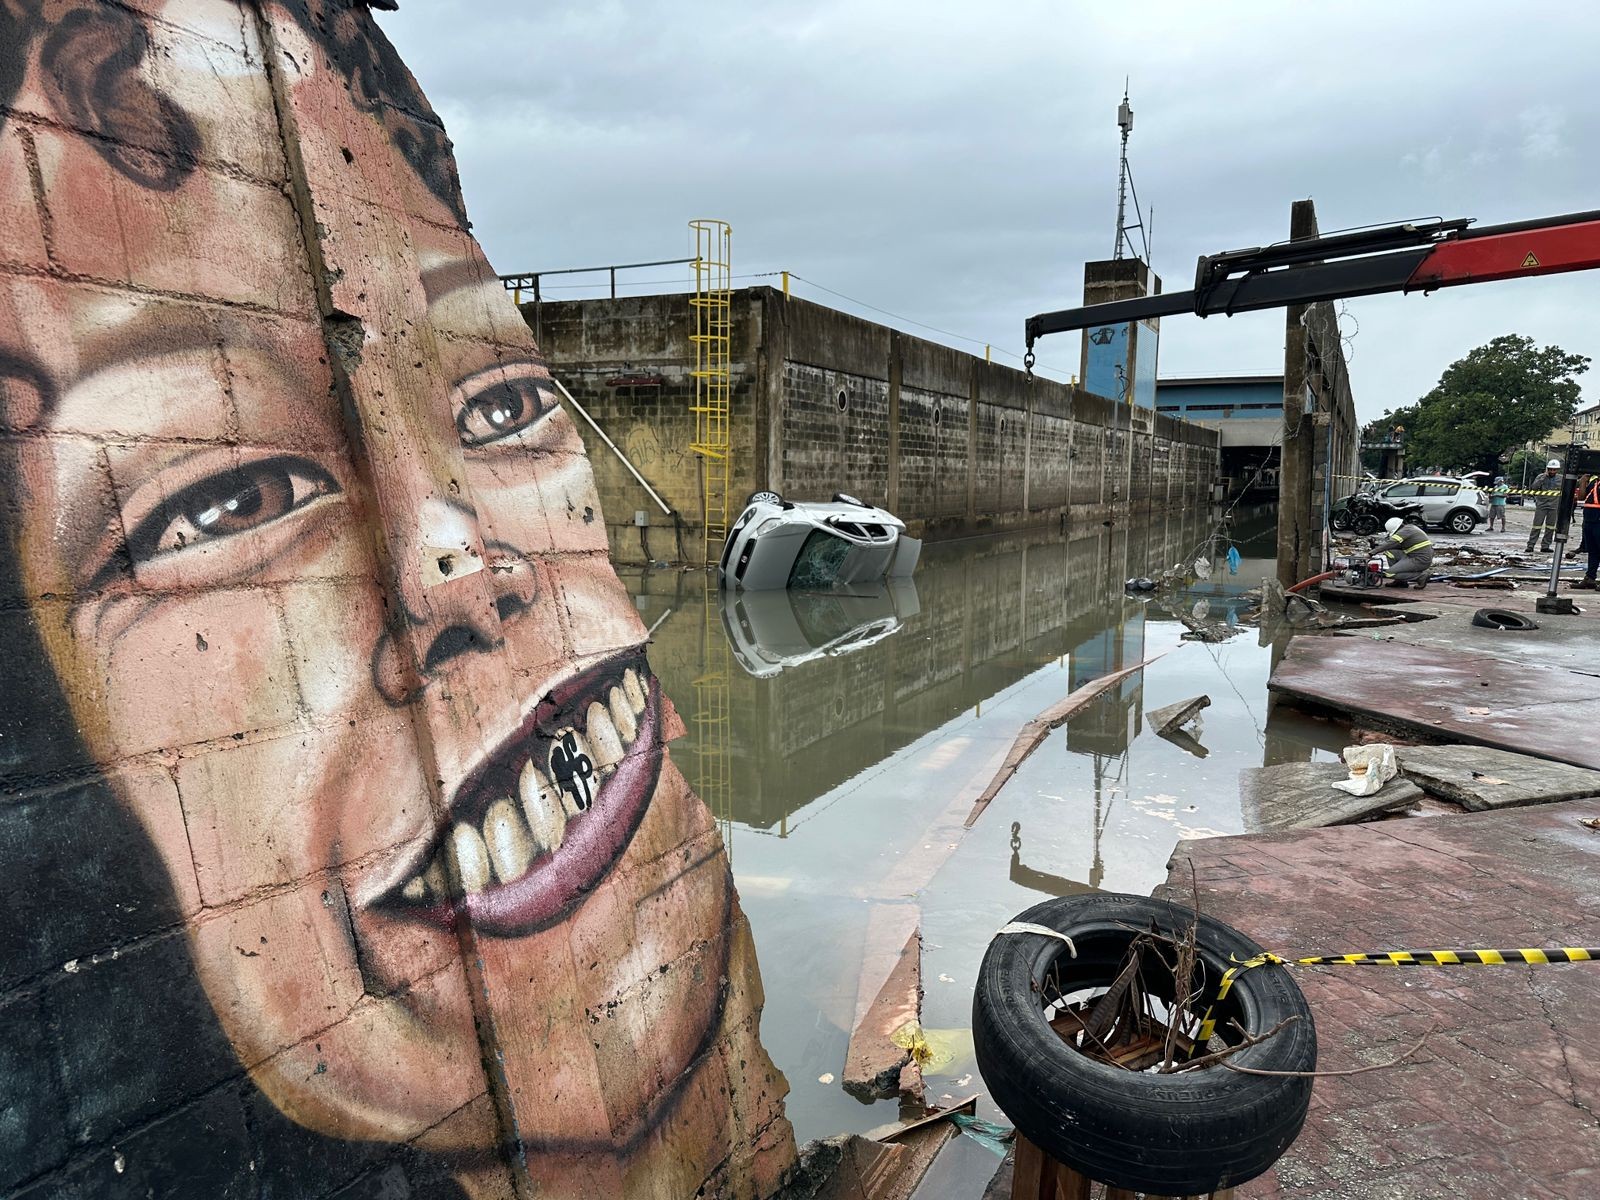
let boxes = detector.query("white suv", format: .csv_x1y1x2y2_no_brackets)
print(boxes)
1377,476,1490,534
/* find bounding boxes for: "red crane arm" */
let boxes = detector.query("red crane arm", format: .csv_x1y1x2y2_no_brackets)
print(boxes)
1025,210,1600,347
1408,216,1600,290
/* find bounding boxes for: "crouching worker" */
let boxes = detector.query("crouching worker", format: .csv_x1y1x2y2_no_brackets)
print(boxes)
1377,516,1433,587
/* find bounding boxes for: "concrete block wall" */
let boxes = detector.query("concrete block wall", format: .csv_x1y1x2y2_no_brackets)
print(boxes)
0,4,792,1198
535,290,1220,564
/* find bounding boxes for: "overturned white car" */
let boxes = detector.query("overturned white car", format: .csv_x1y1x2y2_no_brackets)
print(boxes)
717,492,922,591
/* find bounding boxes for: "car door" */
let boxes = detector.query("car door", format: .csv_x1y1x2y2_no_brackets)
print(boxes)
1417,482,1459,524
1381,481,1421,516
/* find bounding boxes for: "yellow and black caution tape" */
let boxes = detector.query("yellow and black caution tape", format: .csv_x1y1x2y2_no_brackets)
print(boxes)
1330,472,1570,498
1192,946,1599,1046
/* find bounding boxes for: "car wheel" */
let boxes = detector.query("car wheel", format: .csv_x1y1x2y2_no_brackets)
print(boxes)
1446,509,1479,534
973,894,1317,1196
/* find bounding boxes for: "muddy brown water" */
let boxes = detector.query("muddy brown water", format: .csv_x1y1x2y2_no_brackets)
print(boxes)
622,504,1344,1142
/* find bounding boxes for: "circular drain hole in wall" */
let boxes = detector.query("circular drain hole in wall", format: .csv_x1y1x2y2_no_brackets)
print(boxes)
836,388,849,412
833,694,846,717
934,405,943,428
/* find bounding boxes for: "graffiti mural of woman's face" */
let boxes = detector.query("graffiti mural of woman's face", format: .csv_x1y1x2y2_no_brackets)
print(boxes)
0,2,784,1194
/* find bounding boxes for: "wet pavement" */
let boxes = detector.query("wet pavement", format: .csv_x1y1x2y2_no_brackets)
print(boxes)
624,504,1356,1143
1157,801,1600,1199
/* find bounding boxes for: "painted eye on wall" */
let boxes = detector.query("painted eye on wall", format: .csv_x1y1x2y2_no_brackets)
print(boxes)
125,456,341,564
455,372,555,447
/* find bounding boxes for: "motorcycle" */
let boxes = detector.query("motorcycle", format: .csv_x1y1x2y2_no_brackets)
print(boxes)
1333,488,1424,536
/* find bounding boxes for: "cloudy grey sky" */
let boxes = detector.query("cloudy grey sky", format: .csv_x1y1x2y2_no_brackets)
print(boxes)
382,1,1598,424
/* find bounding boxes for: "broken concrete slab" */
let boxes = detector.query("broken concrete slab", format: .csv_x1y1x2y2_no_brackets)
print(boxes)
1398,744,1600,811
1268,636,1600,770
1147,694,1210,735
781,1135,907,1200
787,1103,976,1200
843,924,923,1103
1152,801,1600,1199
1238,761,1423,831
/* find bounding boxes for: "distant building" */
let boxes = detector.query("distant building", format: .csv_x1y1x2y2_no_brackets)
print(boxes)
1155,375,1283,497
1540,402,1599,452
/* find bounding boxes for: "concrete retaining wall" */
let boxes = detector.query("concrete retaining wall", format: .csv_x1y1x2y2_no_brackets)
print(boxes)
528,290,1221,564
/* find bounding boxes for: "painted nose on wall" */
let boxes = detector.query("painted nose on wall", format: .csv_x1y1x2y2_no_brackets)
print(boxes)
403,496,498,677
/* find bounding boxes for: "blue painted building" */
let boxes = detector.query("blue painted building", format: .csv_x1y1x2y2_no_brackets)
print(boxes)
1157,375,1284,496
1155,375,1284,421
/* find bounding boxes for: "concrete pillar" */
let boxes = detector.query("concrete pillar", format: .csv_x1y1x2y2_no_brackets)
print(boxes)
762,289,787,497
966,361,978,529
1023,388,1034,514
1079,258,1161,410
887,331,902,512
1277,200,1319,589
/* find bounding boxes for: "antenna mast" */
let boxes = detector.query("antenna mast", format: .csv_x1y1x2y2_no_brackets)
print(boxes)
1113,83,1134,259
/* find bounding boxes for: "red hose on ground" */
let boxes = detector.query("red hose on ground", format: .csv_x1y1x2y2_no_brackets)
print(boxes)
1287,570,1338,594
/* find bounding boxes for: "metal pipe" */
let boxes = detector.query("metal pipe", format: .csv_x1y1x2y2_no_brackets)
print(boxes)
549,377,674,517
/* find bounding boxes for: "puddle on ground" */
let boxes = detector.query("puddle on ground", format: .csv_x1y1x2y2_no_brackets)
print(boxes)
623,504,1347,1142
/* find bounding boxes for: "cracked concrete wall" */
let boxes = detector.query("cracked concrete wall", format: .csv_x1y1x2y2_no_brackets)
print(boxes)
0,3,794,1198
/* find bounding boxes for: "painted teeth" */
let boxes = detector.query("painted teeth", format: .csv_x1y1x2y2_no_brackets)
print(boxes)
519,758,567,850
623,668,646,712
397,668,653,904
549,728,597,814
587,701,624,774
484,797,534,884
608,685,637,744
448,824,492,895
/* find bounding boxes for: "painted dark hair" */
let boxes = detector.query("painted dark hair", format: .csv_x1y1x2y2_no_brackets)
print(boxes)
0,3,470,1195
1,0,465,220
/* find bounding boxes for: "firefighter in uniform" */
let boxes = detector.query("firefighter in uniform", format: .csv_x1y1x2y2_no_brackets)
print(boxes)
1377,516,1433,587
1573,474,1600,590
1526,459,1563,554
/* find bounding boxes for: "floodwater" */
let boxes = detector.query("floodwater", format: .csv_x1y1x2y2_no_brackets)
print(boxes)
622,505,1345,1145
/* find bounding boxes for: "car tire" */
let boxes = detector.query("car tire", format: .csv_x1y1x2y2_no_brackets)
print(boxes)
1471,608,1538,630
1446,509,1479,534
973,894,1317,1196
744,490,783,508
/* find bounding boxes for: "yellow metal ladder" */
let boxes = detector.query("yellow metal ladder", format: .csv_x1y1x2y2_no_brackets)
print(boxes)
689,219,733,566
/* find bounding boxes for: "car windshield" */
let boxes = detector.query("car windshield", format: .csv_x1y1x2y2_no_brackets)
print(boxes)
788,529,853,590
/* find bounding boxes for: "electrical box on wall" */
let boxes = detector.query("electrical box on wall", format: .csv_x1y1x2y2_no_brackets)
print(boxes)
633,510,649,527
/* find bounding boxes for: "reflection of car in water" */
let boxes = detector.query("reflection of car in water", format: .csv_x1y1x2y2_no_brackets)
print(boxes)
718,491,922,590
718,577,920,678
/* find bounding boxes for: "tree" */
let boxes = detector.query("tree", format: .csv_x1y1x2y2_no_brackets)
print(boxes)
1403,335,1589,472
1506,447,1549,486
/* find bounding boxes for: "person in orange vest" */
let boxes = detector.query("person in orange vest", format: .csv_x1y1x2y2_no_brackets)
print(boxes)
1573,474,1600,590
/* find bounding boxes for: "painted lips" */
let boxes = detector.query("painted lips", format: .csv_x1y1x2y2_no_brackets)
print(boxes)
380,652,662,937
